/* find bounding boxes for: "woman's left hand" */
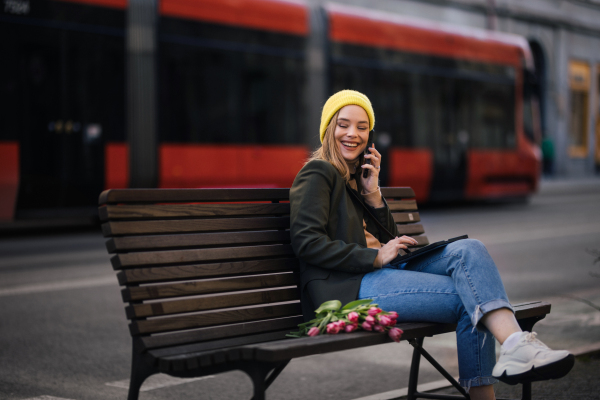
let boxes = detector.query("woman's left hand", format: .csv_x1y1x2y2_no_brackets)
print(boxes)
360,144,381,194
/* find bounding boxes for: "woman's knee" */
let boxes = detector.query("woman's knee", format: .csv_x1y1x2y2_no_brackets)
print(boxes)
448,239,488,258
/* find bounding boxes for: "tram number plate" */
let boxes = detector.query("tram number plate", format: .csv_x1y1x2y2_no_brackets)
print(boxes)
4,0,30,15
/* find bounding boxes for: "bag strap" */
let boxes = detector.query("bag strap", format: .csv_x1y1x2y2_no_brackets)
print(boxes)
346,185,397,243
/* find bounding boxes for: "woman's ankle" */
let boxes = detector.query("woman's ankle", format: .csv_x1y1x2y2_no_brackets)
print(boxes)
469,384,495,400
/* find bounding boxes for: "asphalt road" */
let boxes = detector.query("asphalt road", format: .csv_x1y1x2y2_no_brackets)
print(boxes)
1,178,599,400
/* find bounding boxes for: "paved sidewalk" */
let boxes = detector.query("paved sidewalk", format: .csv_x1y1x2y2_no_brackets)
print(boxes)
429,351,600,400
394,287,600,399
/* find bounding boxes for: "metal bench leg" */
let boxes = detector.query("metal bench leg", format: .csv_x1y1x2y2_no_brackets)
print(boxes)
407,337,423,400
127,347,156,400
246,360,290,400
520,382,531,400
408,337,471,399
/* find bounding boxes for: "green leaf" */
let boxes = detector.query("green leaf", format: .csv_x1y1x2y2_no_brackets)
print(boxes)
315,300,342,314
341,299,374,310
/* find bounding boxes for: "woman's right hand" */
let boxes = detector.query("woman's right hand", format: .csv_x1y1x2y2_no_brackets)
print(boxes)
378,236,419,266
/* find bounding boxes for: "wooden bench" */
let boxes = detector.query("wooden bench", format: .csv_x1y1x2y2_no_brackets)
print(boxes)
99,187,550,400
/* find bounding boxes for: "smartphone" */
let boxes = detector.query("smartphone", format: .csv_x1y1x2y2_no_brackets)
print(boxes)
362,130,375,178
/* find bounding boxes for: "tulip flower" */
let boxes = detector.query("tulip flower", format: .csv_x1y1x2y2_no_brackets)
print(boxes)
388,327,404,343
336,320,346,329
347,312,359,323
373,324,385,333
365,315,376,324
361,321,373,331
344,323,358,333
368,307,382,316
327,323,340,334
387,311,398,320
307,327,320,337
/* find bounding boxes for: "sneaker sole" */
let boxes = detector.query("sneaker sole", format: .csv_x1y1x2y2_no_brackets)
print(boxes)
496,354,575,385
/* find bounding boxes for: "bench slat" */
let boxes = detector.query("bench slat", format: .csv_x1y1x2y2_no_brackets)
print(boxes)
380,187,416,198
126,287,300,319
387,199,418,211
130,302,302,335
122,272,297,301
99,187,415,205
117,258,298,285
141,316,304,350
107,230,291,253
396,224,425,235
102,216,290,237
99,188,291,205
151,329,292,363
157,330,299,372
412,235,429,246
112,244,294,269
392,212,421,224
99,203,290,221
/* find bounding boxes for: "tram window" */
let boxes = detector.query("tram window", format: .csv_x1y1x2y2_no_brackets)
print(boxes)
470,82,515,149
330,64,413,147
568,60,590,158
159,24,305,145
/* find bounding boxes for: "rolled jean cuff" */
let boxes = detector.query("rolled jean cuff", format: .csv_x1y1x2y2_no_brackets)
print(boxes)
471,299,514,329
459,376,499,389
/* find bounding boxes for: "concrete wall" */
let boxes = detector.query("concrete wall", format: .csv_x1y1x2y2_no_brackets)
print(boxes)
320,0,600,177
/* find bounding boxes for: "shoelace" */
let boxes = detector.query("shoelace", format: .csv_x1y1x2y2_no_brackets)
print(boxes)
523,332,549,349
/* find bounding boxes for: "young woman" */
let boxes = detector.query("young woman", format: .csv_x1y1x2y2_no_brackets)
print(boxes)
289,90,573,400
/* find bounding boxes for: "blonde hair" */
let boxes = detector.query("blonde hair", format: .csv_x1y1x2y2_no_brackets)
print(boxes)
306,110,363,182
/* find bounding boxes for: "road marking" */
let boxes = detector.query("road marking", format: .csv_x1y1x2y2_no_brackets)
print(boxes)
0,276,116,297
481,222,600,246
22,396,76,400
0,250,109,269
105,373,214,392
351,377,458,400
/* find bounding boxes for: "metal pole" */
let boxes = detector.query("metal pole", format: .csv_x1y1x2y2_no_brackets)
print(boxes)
304,1,328,150
127,0,158,188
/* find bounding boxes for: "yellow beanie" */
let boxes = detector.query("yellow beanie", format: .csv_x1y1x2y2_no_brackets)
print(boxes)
320,90,375,143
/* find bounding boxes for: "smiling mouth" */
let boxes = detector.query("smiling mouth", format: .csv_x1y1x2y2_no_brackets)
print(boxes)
342,142,359,148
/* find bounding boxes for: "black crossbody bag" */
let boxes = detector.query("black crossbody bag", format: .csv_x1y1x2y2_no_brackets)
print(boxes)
346,187,468,267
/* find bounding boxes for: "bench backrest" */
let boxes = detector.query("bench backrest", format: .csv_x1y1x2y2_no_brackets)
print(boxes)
99,187,427,352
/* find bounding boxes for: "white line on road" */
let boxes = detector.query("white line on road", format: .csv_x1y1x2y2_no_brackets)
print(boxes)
0,275,116,297
0,250,109,269
22,396,76,400
479,222,600,246
105,374,214,392
351,377,458,400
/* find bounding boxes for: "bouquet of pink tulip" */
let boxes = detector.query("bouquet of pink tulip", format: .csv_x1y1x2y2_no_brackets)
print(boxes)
286,299,403,343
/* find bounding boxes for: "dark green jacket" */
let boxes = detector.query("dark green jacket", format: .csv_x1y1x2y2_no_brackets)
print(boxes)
290,159,400,320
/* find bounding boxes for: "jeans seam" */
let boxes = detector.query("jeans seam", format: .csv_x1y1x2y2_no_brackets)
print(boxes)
462,259,481,304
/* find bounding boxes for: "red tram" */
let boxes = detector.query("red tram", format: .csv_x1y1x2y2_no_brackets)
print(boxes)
0,0,541,221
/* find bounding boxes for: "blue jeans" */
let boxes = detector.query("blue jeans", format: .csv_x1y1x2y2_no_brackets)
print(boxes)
358,239,513,388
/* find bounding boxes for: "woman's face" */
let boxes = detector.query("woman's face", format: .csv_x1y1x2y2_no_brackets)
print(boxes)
333,105,370,163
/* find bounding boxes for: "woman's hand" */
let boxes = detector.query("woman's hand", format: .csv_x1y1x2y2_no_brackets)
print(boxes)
377,236,419,266
360,144,381,194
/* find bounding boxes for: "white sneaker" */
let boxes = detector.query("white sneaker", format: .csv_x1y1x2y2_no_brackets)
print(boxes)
492,332,574,385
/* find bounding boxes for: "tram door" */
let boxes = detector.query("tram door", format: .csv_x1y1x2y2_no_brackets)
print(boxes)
1,7,124,216
428,78,469,202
